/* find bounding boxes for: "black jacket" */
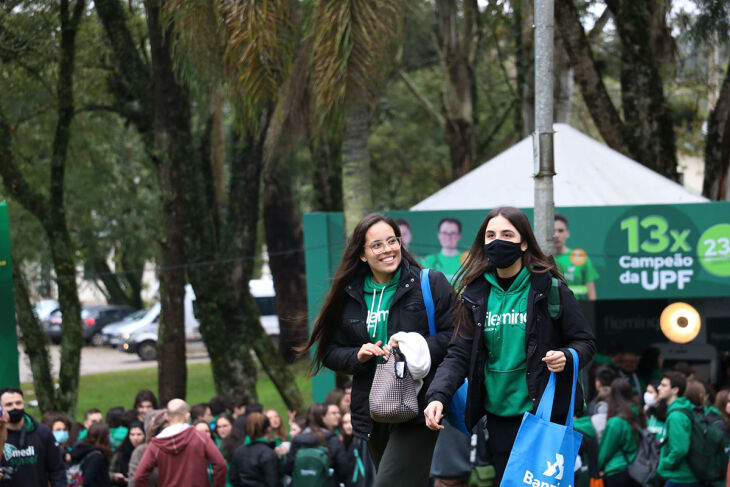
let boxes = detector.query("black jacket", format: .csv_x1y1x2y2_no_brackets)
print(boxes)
0,414,66,487
229,440,281,487
69,443,111,487
285,429,350,485
322,259,455,439
426,271,596,431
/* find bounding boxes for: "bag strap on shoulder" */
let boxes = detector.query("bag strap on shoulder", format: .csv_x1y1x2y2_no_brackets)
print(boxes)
548,277,561,319
421,268,436,336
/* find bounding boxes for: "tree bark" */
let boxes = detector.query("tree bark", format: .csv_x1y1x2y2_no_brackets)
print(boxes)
703,63,730,200
263,160,309,363
434,0,476,179
309,133,342,212
555,0,636,159
145,0,190,402
517,0,535,136
13,264,56,413
341,95,373,236
606,0,678,180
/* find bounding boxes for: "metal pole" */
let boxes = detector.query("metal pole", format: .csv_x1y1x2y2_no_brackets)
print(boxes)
533,0,555,255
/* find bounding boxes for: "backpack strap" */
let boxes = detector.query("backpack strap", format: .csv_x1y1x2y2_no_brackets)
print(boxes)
548,277,561,320
421,268,436,336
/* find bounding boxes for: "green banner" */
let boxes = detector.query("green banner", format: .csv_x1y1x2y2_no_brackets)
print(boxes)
0,203,19,388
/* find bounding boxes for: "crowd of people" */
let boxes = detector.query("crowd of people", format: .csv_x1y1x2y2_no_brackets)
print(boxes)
2,207,728,487
0,385,370,487
573,351,730,487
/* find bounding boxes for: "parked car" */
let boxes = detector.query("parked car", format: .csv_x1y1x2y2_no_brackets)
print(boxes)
122,280,279,361
102,303,160,348
46,305,135,346
33,299,59,329
121,285,199,361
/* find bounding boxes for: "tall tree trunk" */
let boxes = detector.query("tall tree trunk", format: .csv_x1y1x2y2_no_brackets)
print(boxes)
341,95,373,236
517,0,535,136
309,133,342,211
555,0,636,158
606,0,678,180
263,159,308,363
704,63,730,200
146,0,190,401
554,39,574,124
13,264,56,413
0,0,86,416
87,256,138,307
435,0,476,179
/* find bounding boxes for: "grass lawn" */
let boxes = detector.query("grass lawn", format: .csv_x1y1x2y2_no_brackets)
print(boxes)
22,360,313,424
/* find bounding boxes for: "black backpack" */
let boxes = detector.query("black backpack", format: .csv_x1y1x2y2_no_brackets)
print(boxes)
675,407,730,483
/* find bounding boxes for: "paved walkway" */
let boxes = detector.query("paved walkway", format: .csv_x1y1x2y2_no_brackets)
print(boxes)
18,344,209,384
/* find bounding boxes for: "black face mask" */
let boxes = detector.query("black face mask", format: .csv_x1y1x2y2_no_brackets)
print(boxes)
8,408,25,424
484,239,524,269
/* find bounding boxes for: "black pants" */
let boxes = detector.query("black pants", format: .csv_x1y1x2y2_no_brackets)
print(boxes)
605,470,639,487
485,412,523,486
367,421,440,487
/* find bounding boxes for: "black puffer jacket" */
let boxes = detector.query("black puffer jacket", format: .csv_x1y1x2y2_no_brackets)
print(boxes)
285,428,350,485
322,259,455,439
426,270,596,431
229,440,281,487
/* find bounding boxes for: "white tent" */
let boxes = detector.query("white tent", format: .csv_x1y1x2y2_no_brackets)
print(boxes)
411,123,708,210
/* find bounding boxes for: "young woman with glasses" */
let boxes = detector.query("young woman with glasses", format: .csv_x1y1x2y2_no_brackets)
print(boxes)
423,206,596,484
301,213,455,485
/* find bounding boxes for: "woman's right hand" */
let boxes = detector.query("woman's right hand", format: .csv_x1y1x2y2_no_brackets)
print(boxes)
424,401,445,430
357,340,384,363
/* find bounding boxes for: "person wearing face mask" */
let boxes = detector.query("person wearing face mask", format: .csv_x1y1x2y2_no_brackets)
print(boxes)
0,387,66,487
424,206,596,484
300,213,455,486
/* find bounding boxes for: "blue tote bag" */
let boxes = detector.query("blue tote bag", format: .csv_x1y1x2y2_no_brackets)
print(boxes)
501,348,582,487
421,269,470,435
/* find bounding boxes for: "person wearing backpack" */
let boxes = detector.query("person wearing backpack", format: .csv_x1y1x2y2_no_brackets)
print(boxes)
299,213,455,485
683,380,729,487
68,422,112,487
285,404,350,486
597,378,643,486
229,412,281,487
424,206,597,485
656,371,699,487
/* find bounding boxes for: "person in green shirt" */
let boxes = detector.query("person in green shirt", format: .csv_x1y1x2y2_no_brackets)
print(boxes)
656,371,699,486
554,213,599,300
420,217,466,283
424,206,597,485
597,378,644,486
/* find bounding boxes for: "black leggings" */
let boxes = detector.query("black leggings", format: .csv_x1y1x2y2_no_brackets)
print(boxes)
367,421,440,487
485,413,523,486
604,470,639,487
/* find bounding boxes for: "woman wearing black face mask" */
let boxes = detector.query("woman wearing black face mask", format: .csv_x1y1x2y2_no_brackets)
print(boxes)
424,206,596,484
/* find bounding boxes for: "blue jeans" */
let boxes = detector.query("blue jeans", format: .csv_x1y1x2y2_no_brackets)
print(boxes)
665,482,703,487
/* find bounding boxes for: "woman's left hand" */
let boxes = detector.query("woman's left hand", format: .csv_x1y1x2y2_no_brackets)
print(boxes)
542,350,566,372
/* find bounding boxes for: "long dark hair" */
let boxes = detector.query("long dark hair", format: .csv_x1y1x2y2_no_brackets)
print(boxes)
607,378,645,432
453,206,562,336
300,213,421,372
305,403,330,448
84,422,112,463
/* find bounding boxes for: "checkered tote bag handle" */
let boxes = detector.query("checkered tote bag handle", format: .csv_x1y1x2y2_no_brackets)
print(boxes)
368,347,419,423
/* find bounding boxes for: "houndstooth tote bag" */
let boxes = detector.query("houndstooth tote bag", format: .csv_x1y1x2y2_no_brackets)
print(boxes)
369,347,419,423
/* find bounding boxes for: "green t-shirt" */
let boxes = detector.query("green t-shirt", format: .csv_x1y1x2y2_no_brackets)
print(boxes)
482,267,533,416
420,252,463,283
363,269,401,361
554,250,599,300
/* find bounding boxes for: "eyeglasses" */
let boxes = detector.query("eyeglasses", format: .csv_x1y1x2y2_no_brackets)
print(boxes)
365,236,401,254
